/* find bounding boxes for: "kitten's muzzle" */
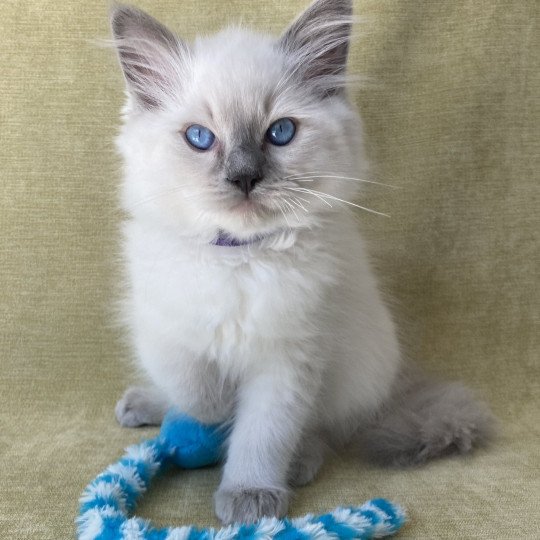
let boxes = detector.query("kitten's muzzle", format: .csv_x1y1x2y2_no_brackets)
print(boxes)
225,144,266,197
227,173,263,196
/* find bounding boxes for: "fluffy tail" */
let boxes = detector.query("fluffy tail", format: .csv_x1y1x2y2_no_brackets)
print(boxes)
357,368,496,467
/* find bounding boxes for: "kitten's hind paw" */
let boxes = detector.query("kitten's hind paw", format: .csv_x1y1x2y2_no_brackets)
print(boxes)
115,386,168,427
288,436,325,487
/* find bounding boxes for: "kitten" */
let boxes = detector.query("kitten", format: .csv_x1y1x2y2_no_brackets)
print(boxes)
110,0,494,525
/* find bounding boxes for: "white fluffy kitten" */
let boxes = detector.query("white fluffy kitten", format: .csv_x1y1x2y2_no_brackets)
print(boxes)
111,0,494,524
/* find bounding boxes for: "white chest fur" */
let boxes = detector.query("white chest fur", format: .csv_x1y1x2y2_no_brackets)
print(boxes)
122,220,339,377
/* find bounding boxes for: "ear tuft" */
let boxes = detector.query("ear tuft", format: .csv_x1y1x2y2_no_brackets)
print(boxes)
110,4,186,109
279,0,353,96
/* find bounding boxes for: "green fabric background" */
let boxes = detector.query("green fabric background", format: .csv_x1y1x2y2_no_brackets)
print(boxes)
1,1,538,538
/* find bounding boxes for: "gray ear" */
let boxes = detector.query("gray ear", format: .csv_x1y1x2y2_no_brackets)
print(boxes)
110,5,186,109
279,0,352,95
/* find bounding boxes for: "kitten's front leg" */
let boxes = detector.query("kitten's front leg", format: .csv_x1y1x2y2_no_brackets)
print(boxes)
117,349,235,427
214,361,317,524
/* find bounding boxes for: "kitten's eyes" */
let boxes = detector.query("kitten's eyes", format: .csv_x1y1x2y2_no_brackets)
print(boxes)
266,118,296,146
185,124,215,151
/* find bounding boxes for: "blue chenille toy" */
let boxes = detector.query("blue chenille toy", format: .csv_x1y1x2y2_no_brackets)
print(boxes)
77,409,406,540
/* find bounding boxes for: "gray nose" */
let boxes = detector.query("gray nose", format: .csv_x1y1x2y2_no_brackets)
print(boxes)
226,142,266,197
228,174,263,196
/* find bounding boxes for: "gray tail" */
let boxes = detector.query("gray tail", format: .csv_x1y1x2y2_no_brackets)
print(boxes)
357,368,496,467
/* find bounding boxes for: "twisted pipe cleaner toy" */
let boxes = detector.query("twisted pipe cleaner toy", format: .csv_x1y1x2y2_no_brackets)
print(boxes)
77,410,406,540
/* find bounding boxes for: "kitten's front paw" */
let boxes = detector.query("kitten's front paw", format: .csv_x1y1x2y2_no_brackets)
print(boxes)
214,487,289,524
115,386,167,427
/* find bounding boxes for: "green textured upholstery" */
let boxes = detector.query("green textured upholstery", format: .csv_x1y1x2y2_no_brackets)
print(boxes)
1,1,538,537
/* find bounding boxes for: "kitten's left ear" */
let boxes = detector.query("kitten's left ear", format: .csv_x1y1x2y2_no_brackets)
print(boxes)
279,0,353,95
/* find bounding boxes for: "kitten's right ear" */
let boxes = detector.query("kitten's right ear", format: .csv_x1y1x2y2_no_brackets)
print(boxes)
110,4,187,110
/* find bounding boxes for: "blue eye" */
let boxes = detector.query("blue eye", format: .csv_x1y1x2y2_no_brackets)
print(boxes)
266,118,296,146
185,124,215,150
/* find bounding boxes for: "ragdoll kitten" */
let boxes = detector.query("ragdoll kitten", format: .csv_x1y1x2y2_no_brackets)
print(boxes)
110,0,494,525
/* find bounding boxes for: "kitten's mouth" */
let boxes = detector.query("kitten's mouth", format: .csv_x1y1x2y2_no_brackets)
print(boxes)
221,190,288,227
229,195,268,215
232,198,257,210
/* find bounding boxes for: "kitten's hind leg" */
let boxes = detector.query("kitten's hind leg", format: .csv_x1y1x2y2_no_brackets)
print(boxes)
288,433,326,487
115,385,170,427
357,370,496,467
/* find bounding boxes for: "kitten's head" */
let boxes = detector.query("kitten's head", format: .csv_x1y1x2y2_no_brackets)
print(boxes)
112,0,365,241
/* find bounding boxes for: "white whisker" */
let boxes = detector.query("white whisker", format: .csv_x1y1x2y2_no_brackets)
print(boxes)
124,184,190,209
276,201,291,229
289,188,333,208
283,173,397,188
291,194,311,205
287,187,388,217
289,196,309,213
282,198,300,222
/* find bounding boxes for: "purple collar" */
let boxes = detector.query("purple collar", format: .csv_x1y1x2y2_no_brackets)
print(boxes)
211,230,261,247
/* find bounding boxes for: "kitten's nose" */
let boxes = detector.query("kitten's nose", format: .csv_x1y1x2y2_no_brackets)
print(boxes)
226,143,265,197
228,174,263,196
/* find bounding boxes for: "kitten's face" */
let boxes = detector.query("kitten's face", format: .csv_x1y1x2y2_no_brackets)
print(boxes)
113,0,363,238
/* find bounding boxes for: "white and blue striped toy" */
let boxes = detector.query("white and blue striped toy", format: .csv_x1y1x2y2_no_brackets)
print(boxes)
77,410,406,540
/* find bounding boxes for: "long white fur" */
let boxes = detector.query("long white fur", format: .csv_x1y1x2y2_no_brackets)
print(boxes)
113,0,401,522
